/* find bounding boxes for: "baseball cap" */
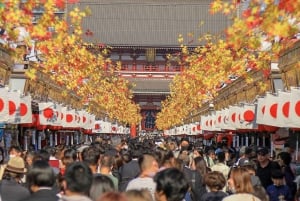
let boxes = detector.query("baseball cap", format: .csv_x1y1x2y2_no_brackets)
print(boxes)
257,147,269,155
238,158,255,167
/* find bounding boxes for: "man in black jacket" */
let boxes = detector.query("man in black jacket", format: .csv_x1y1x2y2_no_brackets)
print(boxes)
256,147,281,189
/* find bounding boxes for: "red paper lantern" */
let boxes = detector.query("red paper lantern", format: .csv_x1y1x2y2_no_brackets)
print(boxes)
0,98,4,112
95,124,100,130
66,114,73,123
9,101,16,115
19,103,28,116
270,103,278,118
295,101,300,117
282,101,290,118
218,115,222,123
244,110,255,122
231,113,236,122
43,108,54,119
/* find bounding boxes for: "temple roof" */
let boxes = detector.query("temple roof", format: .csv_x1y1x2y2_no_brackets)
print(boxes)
71,0,232,46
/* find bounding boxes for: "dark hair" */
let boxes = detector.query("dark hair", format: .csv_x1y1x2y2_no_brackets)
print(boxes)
26,160,56,188
216,151,225,163
81,146,101,166
9,145,22,154
194,156,209,177
121,152,132,164
90,175,115,201
271,169,284,179
154,168,189,201
101,154,115,168
64,162,93,195
34,149,50,162
0,147,4,164
278,152,292,166
63,148,77,166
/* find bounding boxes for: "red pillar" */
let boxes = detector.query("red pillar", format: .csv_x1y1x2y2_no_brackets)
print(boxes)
130,124,137,138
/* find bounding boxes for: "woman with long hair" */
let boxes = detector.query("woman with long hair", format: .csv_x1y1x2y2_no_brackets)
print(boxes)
223,167,261,201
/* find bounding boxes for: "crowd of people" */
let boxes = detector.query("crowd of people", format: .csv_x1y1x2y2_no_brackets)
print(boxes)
0,136,299,201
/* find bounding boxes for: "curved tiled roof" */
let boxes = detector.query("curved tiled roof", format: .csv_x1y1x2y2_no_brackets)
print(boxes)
71,0,232,46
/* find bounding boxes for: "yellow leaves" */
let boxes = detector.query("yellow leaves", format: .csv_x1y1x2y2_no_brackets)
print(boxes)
25,68,37,80
210,0,223,14
270,21,292,38
158,0,300,129
178,34,184,44
0,1,140,124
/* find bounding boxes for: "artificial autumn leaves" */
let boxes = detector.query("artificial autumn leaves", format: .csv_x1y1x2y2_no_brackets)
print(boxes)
0,0,141,125
156,0,300,130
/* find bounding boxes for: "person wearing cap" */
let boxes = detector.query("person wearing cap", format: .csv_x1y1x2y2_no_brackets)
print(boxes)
266,169,293,201
235,146,251,167
256,147,281,189
0,156,30,201
239,159,262,187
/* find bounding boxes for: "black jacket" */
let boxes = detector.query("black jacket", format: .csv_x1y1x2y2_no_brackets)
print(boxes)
118,159,140,192
22,189,59,201
183,166,207,201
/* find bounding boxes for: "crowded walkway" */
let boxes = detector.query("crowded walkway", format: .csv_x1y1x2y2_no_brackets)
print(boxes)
0,136,299,201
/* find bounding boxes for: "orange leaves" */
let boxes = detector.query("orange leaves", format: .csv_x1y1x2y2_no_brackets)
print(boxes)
55,0,65,9
157,0,300,130
0,0,140,124
278,0,296,13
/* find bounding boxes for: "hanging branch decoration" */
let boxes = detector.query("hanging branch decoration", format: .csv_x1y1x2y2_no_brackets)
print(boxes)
156,0,300,130
0,0,142,125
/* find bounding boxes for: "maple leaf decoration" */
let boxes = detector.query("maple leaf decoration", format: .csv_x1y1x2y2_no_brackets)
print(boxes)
278,0,296,13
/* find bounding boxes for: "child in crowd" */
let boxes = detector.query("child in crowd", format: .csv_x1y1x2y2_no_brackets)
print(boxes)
266,169,293,201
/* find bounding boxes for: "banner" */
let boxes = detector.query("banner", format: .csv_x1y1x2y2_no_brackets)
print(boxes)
0,88,9,122
19,95,32,124
7,90,21,124
289,88,300,128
